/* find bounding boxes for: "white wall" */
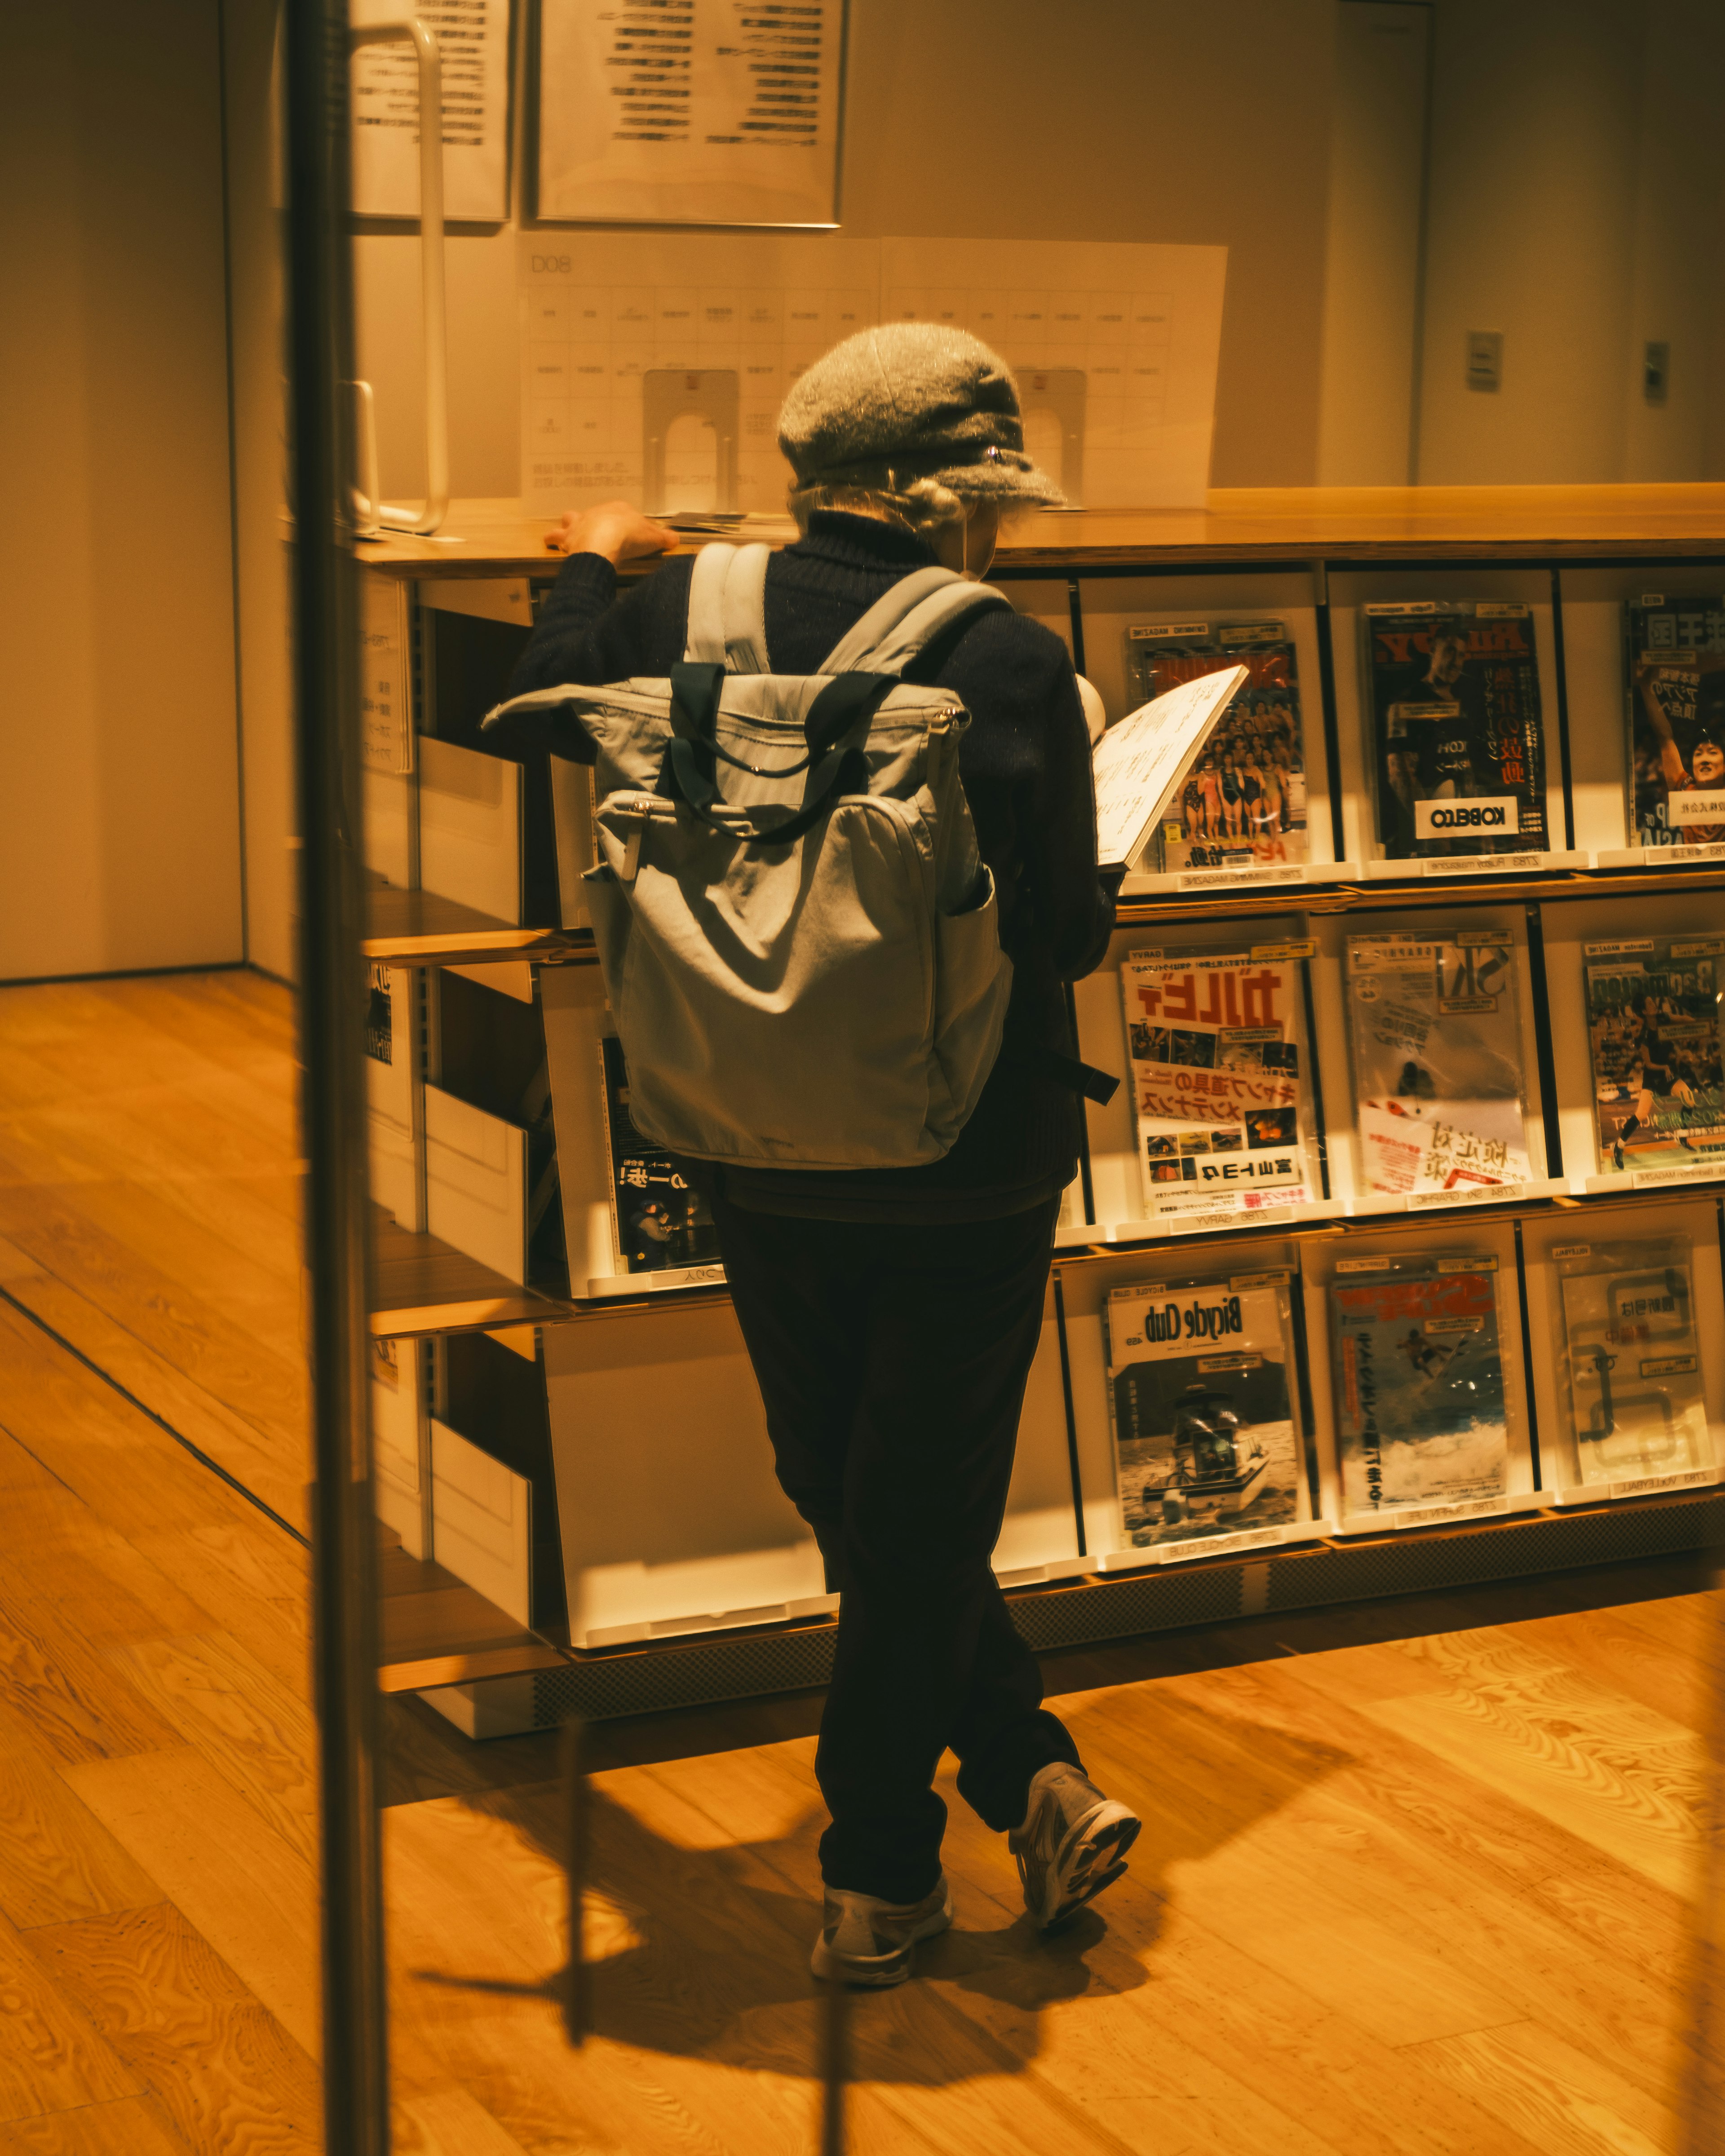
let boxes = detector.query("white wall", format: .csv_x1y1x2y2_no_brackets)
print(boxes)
0,1,243,982
1415,0,1725,484
357,0,1340,501
223,0,297,982
1315,2,1431,486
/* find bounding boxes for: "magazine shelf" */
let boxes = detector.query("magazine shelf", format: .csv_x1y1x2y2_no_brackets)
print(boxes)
354,490,1725,1730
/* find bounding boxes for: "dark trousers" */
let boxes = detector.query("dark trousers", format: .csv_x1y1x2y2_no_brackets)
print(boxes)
710,1189,1082,1903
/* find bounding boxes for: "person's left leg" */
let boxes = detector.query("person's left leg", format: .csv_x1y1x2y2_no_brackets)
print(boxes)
812,1198,1079,1900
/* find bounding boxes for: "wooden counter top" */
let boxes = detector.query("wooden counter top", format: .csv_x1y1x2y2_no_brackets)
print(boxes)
360,483,1725,579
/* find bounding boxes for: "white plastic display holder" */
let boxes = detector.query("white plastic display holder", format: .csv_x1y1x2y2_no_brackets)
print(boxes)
1595,840,1725,870
1346,1179,1568,1220
1519,1194,1725,1508
1359,848,1588,882
1093,1197,1345,1243
1120,860,1362,900
1089,1516,1337,1572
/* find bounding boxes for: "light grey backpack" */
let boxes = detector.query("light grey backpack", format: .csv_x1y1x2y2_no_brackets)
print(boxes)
487,542,1016,1170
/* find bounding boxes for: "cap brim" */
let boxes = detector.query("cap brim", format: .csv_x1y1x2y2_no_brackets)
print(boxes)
936,457,1067,509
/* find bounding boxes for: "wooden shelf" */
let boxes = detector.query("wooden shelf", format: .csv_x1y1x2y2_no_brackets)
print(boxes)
1114,858,1725,928
358,484,1725,583
371,1213,574,1339
363,884,590,969
377,1536,569,1693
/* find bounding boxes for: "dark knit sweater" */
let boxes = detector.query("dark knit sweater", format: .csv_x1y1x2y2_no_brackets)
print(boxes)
500,512,1115,1222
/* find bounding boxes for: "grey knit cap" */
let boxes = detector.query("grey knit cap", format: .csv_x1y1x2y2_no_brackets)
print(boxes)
777,323,1065,506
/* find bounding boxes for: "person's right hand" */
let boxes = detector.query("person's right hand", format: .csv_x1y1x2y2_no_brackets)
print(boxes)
546,500,679,563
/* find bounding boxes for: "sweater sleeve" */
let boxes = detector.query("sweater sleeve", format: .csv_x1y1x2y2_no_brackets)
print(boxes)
485,550,690,763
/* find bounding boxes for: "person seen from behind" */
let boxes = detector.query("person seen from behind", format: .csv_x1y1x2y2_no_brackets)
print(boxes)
494,323,1141,1985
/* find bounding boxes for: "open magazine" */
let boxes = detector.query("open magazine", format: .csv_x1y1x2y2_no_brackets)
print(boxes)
1091,665,1247,870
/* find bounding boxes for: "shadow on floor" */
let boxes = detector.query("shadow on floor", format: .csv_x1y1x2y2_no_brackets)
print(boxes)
401,1687,1353,2085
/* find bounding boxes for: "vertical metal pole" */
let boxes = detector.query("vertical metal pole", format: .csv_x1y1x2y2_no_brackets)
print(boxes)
562,1718,591,2046
282,4,389,2152
818,1978,849,2156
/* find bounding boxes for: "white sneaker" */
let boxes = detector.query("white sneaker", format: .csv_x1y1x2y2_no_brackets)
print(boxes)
809,1876,953,1987
1009,1763,1141,1931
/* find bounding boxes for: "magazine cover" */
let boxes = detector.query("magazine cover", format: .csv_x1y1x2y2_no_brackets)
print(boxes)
1331,1259,1509,1515
1121,947,1313,1221
1345,933,1532,1195
1623,597,1725,848
597,1034,721,1275
1103,1275,1303,1551
1557,1240,1712,1483
1583,936,1725,1175
1124,620,1309,872
1362,601,1547,859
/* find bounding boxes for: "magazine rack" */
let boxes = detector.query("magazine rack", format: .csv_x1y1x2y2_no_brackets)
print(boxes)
357,485,1725,1729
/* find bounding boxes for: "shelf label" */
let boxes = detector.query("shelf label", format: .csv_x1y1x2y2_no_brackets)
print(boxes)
1250,941,1317,962
1421,851,1547,876
1388,1496,1508,1529
1645,840,1725,864
1159,1524,1286,1564
1438,1253,1499,1272
1550,1243,1591,1259
1631,1162,1725,1190
1177,865,1305,891
1610,1467,1717,1499
649,1264,727,1290
1410,1182,1524,1209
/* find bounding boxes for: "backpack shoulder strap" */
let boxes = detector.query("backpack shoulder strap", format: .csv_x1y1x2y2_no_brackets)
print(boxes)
682,541,771,674
819,567,1009,679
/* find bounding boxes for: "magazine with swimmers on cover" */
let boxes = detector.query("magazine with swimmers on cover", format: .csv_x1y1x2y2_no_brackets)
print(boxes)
1623,596,1725,848
1121,945,1314,1222
1103,1272,1304,1551
1583,934,1725,1177
597,1034,722,1276
1345,932,1534,1195
1124,621,1309,872
1362,601,1546,858
1557,1238,1713,1484
1330,1255,1509,1517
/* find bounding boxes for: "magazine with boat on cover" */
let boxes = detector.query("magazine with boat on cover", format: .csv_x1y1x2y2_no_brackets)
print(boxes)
1583,935,1725,1176
597,1034,722,1276
1121,946,1313,1222
1330,1255,1509,1517
1124,621,1309,873
1103,1273,1304,1552
1362,601,1546,858
1345,932,1534,1196
1623,596,1725,848
1557,1239,1713,1485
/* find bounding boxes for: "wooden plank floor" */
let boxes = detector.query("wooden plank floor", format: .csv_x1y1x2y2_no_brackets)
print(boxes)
2,968,1723,2153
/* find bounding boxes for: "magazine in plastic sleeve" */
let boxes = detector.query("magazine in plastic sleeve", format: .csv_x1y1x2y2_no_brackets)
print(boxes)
1103,1274,1304,1551
597,1034,721,1275
1330,1256,1509,1515
1557,1238,1712,1484
1124,621,1309,873
1121,946,1314,1220
1362,601,1545,859
1345,933,1531,1195
1583,935,1725,1175
1623,597,1725,848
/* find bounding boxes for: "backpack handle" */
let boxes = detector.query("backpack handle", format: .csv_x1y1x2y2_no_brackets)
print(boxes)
659,661,896,847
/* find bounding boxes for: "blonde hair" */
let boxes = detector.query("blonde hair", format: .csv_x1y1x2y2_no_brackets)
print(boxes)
787,475,969,542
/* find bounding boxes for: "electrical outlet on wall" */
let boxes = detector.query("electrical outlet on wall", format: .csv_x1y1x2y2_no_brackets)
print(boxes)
1466,331,1503,392
1644,340,1671,405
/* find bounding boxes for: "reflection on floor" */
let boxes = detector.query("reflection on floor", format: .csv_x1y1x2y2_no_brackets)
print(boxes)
0,968,1718,2153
